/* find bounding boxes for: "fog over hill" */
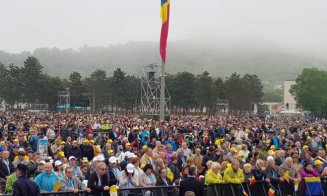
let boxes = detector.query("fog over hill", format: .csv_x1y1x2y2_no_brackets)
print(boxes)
0,39,326,81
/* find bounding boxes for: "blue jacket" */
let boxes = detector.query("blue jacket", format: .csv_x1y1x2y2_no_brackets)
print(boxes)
29,135,39,152
34,171,60,192
164,140,177,151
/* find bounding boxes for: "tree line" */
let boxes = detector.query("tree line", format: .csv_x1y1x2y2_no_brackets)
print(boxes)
0,56,264,114
290,68,327,117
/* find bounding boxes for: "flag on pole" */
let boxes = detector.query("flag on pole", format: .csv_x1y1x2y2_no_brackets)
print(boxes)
249,176,257,185
268,184,276,196
160,0,170,63
283,171,290,182
241,184,248,196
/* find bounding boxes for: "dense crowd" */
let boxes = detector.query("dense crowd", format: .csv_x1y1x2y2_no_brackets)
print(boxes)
0,112,327,196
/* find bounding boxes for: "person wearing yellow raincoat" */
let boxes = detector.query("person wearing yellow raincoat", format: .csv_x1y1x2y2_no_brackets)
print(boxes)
205,162,224,195
223,160,245,195
205,162,223,184
223,160,244,184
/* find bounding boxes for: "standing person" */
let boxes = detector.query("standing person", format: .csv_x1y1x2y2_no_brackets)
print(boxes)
28,129,39,152
12,164,40,196
179,166,204,196
87,162,114,196
12,150,28,168
67,141,82,160
0,150,14,180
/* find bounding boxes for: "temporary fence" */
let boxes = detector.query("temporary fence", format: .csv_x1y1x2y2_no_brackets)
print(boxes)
1,177,326,196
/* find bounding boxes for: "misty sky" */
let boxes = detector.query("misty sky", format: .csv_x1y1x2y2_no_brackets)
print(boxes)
1,0,327,53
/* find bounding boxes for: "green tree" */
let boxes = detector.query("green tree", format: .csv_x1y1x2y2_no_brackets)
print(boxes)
69,71,85,96
241,74,264,111
0,63,8,102
167,72,196,113
194,71,216,114
85,69,109,111
290,68,327,116
38,76,65,109
21,56,44,103
225,72,243,114
2,64,23,106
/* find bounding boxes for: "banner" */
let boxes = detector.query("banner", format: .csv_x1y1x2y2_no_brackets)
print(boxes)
38,138,48,158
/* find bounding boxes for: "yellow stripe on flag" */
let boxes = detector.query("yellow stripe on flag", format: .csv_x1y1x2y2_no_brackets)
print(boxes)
160,0,170,23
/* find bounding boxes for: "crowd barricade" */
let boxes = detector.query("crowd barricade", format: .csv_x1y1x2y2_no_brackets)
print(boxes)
1,178,327,196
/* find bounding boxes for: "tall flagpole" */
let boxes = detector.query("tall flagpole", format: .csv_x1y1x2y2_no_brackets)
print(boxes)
159,0,169,121
159,62,165,121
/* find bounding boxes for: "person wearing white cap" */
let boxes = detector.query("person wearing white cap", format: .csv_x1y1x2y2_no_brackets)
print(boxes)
120,152,136,171
108,156,120,185
67,156,82,179
119,163,139,196
34,160,46,177
89,154,105,174
54,160,64,179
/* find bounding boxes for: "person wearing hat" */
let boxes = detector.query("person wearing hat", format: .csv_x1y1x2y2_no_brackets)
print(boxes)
67,140,82,161
81,139,94,162
119,163,139,195
9,144,20,162
67,156,82,178
34,160,46,177
54,160,65,179
12,163,40,196
0,150,14,180
108,156,120,184
313,159,326,175
12,150,28,168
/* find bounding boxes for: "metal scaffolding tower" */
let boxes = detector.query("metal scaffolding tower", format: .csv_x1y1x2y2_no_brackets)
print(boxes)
58,88,70,114
140,64,170,120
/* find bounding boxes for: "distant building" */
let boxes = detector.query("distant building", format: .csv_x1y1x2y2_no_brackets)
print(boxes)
283,80,297,110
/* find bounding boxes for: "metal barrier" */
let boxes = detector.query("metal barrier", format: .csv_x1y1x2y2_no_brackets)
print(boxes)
1,178,326,196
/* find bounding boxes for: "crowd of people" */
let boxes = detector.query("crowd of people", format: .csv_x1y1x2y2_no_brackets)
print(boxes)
0,112,327,196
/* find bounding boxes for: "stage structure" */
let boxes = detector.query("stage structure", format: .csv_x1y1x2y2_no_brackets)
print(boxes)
140,64,171,121
0,104,5,112
58,88,70,114
26,104,49,113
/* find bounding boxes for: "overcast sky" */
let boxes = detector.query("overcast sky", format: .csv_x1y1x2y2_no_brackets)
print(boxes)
1,0,327,53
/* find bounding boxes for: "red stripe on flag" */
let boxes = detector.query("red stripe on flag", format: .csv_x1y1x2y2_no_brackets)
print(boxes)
160,4,170,63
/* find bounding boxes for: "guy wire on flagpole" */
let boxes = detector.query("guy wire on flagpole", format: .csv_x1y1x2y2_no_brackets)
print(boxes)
159,62,165,121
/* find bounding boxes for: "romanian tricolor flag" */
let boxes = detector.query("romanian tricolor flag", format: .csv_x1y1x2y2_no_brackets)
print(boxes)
304,177,323,195
268,184,276,196
241,184,248,196
160,0,170,64
249,176,256,185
